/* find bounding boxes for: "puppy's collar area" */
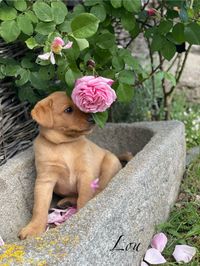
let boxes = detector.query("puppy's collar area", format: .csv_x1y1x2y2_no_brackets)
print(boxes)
40,127,86,144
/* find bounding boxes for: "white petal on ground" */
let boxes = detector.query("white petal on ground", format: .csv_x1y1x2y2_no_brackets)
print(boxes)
172,245,196,263
144,248,166,264
151,232,168,252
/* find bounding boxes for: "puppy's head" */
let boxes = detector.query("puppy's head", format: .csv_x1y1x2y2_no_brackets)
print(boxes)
31,91,95,137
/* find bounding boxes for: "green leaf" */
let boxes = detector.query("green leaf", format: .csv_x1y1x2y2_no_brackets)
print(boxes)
112,56,124,71
158,20,173,35
161,40,176,60
51,1,68,25
73,4,85,14
172,23,185,44
0,4,17,20
94,48,112,66
25,37,38,49
57,62,68,80
111,0,122,8
29,72,48,90
64,37,80,62
35,22,55,35
39,65,54,80
84,0,103,6
164,72,176,86
17,14,33,35
74,37,89,51
71,13,100,38
13,0,27,12
26,10,38,24
123,53,141,72
123,0,141,12
121,12,136,31
90,4,106,22
18,86,38,104
65,67,82,91
5,64,20,76
15,68,30,86
117,83,134,102
21,58,35,69
58,20,71,33
118,70,135,85
96,32,116,49
151,34,165,52
33,2,53,22
0,20,20,43
93,111,108,128
184,22,200,45
129,21,140,38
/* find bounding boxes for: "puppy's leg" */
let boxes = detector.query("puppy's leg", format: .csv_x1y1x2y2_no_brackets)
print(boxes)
95,152,122,195
76,171,95,210
57,195,77,208
18,177,56,240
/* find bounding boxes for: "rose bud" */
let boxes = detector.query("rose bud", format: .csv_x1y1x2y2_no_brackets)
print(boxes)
147,8,156,16
87,59,96,69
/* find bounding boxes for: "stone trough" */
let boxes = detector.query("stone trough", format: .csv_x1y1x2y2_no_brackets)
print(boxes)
0,121,186,266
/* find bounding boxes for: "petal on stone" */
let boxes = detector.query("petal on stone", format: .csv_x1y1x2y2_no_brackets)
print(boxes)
38,52,51,60
0,235,4,246
144,248,166,264
151,232,168,252
172,245,196,263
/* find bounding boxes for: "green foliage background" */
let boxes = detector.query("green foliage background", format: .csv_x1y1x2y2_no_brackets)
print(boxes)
0,0,200,128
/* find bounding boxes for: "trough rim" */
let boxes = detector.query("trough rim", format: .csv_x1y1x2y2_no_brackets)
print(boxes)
0,120,185,265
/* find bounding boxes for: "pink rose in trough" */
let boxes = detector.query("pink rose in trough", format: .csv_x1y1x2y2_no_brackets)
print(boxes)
71,76,117,113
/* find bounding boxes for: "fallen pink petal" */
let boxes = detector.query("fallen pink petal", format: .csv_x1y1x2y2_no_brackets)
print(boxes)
90,178,99,191
172,244,196,263
0,236,4,246
151,232,168,252
48,207,77,225
144,248,166,264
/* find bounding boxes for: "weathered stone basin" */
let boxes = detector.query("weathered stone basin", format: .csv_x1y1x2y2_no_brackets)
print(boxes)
0,121,186,265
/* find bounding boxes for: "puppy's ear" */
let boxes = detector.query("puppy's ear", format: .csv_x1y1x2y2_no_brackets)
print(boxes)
31,98,53,128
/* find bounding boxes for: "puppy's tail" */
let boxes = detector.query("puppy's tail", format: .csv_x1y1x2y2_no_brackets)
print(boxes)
118,151,133,167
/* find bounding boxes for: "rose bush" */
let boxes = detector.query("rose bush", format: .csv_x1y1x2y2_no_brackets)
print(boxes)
1,0,200,126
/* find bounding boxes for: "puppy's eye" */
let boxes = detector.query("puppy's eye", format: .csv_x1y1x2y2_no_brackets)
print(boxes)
64,107,73,113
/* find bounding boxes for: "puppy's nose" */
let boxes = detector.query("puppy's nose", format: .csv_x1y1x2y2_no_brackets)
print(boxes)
87,115,95,124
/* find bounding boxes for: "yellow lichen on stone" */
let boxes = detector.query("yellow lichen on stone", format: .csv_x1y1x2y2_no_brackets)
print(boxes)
0,244,25,263
37,260,48,266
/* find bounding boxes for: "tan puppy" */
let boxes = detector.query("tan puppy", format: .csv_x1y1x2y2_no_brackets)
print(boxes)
18,91,121,240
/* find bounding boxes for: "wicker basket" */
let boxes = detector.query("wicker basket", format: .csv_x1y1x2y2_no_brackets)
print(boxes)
0,37,38,166
0,81,37,166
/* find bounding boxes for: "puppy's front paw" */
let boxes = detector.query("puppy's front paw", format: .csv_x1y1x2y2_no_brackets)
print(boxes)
18,223,46,240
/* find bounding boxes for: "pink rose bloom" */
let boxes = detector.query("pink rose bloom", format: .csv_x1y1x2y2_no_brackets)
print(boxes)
71,76,117,113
